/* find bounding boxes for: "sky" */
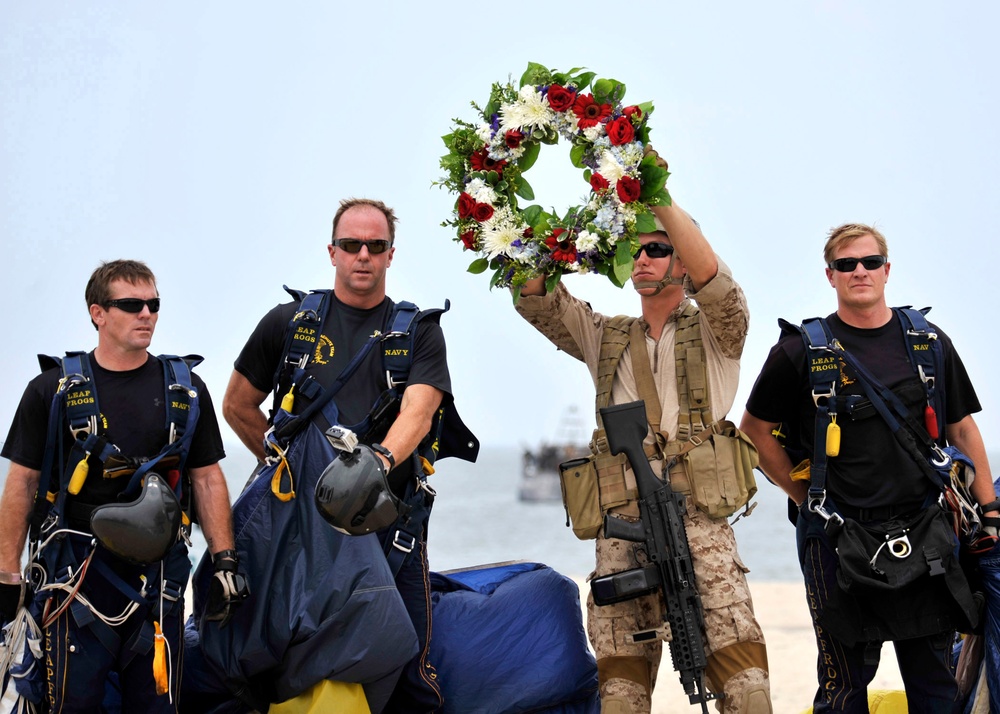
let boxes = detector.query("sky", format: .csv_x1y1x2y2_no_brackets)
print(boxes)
2,2,998,456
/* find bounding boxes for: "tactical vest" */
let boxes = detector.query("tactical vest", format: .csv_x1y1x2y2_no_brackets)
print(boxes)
590,302,757,519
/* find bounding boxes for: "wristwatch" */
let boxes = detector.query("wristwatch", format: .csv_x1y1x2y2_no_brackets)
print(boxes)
371,443,395,471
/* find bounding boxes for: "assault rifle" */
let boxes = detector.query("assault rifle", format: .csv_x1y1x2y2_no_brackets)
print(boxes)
590,401,720,712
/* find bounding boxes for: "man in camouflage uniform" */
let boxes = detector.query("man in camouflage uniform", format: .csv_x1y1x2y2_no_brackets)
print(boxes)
515,194,771,714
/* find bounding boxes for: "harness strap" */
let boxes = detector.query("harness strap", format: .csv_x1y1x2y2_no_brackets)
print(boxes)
895,307,945,442
383,469,434,578
628,319,661,434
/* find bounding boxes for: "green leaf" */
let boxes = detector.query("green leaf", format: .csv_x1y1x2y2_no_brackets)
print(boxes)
544,271,562,294
593,78,625,104
570,144,586,169
573,71,596,90
635,213,657,234
518,141,540,172
522,204,543,226
612,241,634,286
515,177,535,201
468,258,490,274
510,286,522,304
520,62,551,88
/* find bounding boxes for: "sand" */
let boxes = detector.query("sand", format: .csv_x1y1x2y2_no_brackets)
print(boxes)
572,578,906,713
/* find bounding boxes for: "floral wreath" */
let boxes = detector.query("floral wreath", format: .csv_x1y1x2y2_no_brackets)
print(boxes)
437,62,671,294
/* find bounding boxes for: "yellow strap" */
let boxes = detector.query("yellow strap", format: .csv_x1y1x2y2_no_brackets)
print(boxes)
153,621,169,696
270,445,296,502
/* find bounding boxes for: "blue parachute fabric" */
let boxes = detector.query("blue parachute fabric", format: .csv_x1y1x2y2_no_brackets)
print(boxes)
429,561,599,714
979,525,1000,710
188,418,418,712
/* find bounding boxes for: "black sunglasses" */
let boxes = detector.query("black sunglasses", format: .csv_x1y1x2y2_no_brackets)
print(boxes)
828,255,887,272
633,241,674,259
333,238,393,255
104,298,161,314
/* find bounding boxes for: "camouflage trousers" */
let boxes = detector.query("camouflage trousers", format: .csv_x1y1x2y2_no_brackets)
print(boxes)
587,499,771,714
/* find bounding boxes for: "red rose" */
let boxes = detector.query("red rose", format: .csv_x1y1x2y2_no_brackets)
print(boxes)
457,192,475,218
616,175,641,203
622,105,643,122
472,202,494,222
522,227,534,238
606,116,635,146
546,228,578,263
547,84,576,112
572,93,612,128
505,130,524,149
469,148,507,174
590,173,610,192
460,230,477,250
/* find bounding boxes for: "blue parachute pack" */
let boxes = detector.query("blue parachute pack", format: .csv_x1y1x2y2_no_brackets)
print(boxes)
184,289,479,712
429,561,599,714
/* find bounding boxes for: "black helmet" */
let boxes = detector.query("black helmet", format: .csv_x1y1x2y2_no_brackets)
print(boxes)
315,444,399,536
90,472,182,565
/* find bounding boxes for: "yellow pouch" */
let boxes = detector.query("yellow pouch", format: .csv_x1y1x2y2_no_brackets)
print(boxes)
269,680,370,714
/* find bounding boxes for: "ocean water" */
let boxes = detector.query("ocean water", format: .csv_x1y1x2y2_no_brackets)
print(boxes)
207,444,803,582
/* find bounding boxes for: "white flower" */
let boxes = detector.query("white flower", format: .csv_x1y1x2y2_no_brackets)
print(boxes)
475,123,494,143
596,150,626,183
481,223,525,260
465,178,498,205
501,85,554,132
582,125,604,143
576,230,600,252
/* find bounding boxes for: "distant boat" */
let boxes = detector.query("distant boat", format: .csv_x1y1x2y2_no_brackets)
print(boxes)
518,406,590,503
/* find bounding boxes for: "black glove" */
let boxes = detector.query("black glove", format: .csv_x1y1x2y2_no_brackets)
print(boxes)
0,581,30,626
204,550,249,628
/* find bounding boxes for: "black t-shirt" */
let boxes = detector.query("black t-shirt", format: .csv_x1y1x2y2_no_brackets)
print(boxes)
745,312,981,509
233,292,452,484
2,353,226,508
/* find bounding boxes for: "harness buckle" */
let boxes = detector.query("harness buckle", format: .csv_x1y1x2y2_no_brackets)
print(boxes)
391,530,416,554
807,492,845,530
930,445,950,468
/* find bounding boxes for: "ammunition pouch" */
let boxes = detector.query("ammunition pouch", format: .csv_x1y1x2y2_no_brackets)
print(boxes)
558,456,602,540
661,420,759,519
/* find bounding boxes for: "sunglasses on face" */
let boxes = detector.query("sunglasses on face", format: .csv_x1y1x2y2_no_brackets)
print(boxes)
333,238,392,255
633,241,674,259
104,298,161,314
827,255,887,272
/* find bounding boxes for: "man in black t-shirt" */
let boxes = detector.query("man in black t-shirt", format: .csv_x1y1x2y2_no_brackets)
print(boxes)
0,259,242,712
224,198,456,713
740,224,997,713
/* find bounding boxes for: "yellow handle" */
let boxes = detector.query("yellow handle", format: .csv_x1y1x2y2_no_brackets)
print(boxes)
153,621,169,695
280,386,295,413
825,417,841,458
68,458,89,495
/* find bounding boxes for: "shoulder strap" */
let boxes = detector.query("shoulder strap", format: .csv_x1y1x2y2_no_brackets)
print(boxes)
381,300,445,389
273,287,331,402
596,316,636,418
894,306,945,443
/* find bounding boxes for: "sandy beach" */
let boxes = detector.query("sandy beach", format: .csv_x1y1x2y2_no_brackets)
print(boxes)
573,578,906,713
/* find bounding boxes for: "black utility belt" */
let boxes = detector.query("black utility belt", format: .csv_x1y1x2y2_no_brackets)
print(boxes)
836,499,926,523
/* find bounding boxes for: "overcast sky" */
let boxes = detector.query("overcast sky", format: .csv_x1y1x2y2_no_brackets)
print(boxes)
2,2,998,458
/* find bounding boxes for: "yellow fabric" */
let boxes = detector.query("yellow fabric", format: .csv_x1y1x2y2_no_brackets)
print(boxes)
152,621,169,696
800,690,907,713
270,449,295,502
269,680,370,713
